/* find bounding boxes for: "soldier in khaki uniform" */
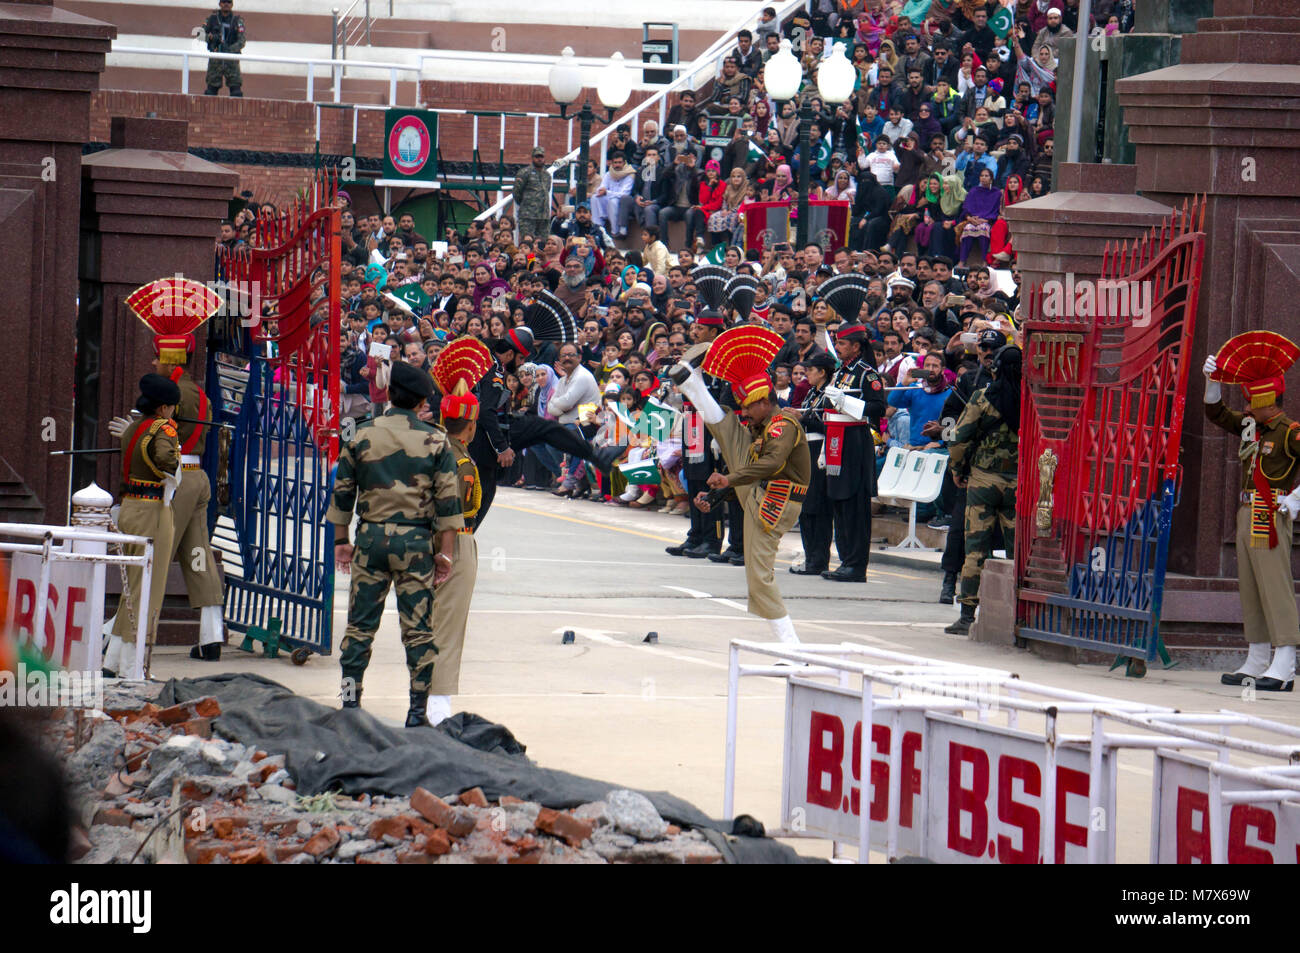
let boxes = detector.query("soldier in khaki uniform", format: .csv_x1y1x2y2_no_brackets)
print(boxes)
672,326,812,644
426,337,494,725
111,277,227,661
945,345,1020,636
103,375,182,678
1204,332,1300,691
329,361,464,726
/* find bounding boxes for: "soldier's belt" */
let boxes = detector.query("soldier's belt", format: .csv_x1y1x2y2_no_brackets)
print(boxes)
456,527,473,535
825,412,867,426
123,479,164,501
757,478,806,531
181,454,202,469
360,518,434,529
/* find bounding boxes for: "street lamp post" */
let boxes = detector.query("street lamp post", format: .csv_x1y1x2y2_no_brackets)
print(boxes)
547,48,632,207
764,39,856,250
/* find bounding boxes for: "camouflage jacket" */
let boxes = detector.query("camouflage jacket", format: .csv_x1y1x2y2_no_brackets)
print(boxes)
512,165,553,219
948,389,1018,477
327,407,465,532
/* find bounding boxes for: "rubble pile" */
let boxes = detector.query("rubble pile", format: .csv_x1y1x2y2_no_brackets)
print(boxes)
54,682,722,864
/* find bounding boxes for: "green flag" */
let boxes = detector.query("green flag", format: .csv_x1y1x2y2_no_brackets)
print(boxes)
642,397,678,442
392,284,430,311
703,243,728,265
989,5,1014,39
900,0,933,24
619,458,661,485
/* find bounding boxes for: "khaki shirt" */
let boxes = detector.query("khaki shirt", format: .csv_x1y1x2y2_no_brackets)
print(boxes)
120,416,180,486
1206,400,1300,493
728,407,811,488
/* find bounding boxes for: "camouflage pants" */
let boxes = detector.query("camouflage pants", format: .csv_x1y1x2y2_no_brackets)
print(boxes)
205,58,242,92
518,216,550,243
959,469,1016,608
340,522,438,693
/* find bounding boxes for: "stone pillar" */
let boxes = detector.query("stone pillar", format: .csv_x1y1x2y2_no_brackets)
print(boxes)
79,117,239,494
0,0,114,524
1003,163,1172,294
1117,0,1300,597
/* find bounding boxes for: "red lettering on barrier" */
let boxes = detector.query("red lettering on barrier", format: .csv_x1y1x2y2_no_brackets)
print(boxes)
1055,766,1090,864
12,577,35,641
1228,804,1275,864
1176,787,1210,864
807,711,844,809
63,586,87,668
867,723,887,821
947,743,989,857
39,585,59,661
997,756,1040,864
901,731,922,828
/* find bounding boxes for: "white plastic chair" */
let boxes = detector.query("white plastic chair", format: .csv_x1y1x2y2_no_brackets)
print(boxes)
875,446,910,498
884,451,949,551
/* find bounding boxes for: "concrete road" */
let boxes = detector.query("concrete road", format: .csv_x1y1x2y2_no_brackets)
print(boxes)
154,487,1300,863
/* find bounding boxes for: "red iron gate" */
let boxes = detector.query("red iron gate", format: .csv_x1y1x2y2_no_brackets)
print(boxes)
1015,199,1206,666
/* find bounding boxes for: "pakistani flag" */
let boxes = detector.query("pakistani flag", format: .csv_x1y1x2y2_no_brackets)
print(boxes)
703,243,729,265
642,396,679,442
619,458,661,485
989,5,1014,39
392,284,430,312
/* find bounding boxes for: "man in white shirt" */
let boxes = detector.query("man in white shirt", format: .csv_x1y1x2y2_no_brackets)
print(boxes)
590,154,638,239
548,342,602,494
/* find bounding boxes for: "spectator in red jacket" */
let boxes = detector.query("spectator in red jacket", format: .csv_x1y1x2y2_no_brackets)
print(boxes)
691,160,727,252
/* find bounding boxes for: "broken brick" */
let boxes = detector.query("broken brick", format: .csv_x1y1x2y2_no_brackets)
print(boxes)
302,824,340,858
193,697,222,719
275,842,307,862
499,795,525,806
367,816,412,842
228,844,272,864
507,849,542,865
176,718,212,739
410,787,455,828
665,825,681,836
424,828,453,855
211,817,235,839
406,814,438,838
251,750,269,763
92,808,133,828
459,787,489,808
396,850,432,864
155,703,194,726
536,811,593,848
447,808,477,838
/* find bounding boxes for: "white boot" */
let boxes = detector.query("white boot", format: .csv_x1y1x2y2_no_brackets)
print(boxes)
1258,645,1296,690
425,695,452,726
199,605,225,645
103,635,124,674
674,367,725,425
768,615,800,645
1234,642,1272,677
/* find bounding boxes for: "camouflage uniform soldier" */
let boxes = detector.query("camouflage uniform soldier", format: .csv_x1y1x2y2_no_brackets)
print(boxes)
946,345,1021,635
203,0,246,97
512,146,553,242
327,361,464,727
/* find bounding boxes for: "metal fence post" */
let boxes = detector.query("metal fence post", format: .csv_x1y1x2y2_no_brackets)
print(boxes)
182,52,190,94
331,7,340,86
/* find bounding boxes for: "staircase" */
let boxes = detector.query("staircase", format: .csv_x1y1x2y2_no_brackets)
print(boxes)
0,456,44,524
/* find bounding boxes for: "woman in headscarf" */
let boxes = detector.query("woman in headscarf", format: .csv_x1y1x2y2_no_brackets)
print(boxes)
913,102,943,148
825,167,857,204
470,263,510,312
856,0,889,56
752,97,773,135
765,163,797,204
957,166,1001,265
775,99,801,150
1013,40,1057,97
851,42,873,88
987,173,1028,265
709,166,749,248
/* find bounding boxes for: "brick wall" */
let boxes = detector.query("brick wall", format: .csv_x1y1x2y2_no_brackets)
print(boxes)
90,85,668,206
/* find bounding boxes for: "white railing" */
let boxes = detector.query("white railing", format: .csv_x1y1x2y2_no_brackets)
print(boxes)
110,46,423,105
0,522,155,682
472,0,807,223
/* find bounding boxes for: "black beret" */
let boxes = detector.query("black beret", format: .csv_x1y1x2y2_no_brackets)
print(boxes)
139,373,181,406
805,352,838,374
389,361,433,400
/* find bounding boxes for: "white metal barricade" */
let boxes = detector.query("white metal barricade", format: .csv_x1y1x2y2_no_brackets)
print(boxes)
0,523,155,682
724,639,1300,864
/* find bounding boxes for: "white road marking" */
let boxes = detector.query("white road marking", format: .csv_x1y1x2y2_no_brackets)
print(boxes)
554,627,730,670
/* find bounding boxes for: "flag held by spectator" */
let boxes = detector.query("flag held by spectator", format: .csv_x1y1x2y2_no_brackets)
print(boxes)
619,458,661,485
802,200,852,253
742,201,790,255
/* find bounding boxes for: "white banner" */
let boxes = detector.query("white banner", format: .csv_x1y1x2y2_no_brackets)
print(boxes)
785,682,1113,862
6,551,101,672
1154,750,1300,864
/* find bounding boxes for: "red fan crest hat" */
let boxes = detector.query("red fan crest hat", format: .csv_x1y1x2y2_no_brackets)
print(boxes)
125,276,222,364
432,337,493,421
701,326,785,407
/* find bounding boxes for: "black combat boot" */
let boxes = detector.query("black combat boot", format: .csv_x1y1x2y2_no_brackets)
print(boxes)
405,691,430,727
945,604,977,635
341,684,362,709
189,643,222,661
939,572,957,605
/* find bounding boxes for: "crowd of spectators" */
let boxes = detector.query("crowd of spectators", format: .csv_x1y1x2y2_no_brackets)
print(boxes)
236,0,1130,528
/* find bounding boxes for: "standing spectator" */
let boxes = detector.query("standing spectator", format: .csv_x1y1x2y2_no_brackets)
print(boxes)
513,146,553,242
730,29,762,77
202,0,245,96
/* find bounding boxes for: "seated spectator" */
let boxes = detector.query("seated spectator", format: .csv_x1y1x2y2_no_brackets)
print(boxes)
957,166,1002,265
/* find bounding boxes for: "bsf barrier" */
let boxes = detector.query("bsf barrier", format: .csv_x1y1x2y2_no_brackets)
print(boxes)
1015,199,1206,669
210,170,341,658
727,638,1300,863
